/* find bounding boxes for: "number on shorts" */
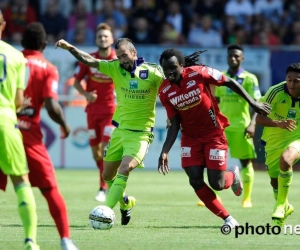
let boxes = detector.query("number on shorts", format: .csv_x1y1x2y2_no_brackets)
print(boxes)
0,53,7,92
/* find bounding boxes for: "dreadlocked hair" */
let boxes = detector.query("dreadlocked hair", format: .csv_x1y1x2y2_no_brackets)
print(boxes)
183,50,207,67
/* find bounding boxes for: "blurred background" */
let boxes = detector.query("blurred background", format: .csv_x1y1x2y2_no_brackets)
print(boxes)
2,0,300,170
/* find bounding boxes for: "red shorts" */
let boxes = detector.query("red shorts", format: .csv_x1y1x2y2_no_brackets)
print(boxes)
25,143,57,188
181,131,228,171
87,113,114,146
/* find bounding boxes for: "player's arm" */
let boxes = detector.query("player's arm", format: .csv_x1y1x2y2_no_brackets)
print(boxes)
158,115,180,175
73,79,97,103
256,114,296,132
55,39,100,68
44,98,71,138
15,88,24,111
223,77,271,115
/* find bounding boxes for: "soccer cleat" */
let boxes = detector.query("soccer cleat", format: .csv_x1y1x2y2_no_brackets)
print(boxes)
24,241,40,250
272,218,284,227
120,195,136,225
95,189,107,202
272,204,285,219
242,199,252,208
284,203,294,219
61,238,78,250
228,165,243,196
223,215,239,229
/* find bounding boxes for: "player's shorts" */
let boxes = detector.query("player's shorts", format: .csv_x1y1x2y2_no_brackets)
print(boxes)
24,143,57,188
87,113,114,146
265,140,300,178
181,131,228,171
0,126,28,176
104,128,154,167
225,129,256,160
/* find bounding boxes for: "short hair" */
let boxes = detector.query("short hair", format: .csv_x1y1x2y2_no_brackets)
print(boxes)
227,44,244,52
21,22,46,50
286,63,300,74
114,38,135,51
96,22,112,32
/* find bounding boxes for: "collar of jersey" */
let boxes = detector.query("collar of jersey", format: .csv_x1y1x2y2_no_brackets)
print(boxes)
227,68,244,78
284,84,300,101
22,49,43,57
128,57,144,75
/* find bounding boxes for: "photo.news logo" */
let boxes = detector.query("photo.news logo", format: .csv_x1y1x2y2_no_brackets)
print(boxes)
221,223,300,238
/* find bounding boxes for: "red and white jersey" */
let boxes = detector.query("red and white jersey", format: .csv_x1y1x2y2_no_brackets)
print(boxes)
18,49,59,145
74,49,116,115
158,65,230,138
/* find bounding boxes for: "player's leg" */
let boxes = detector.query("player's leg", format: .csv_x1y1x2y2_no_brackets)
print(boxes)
240,159,254,207
25,143,77,249
0,128,38,247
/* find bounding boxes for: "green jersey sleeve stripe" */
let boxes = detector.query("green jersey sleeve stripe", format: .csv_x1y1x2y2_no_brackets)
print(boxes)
266,85,284,104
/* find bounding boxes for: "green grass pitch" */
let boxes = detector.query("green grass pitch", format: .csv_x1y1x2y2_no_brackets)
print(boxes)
1,169,299,250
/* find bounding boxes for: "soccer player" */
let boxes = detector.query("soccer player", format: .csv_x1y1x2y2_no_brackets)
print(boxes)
0,11,39,250
157,48,271,228
256,63,300,227
18,23,77,250
73,23,116,202
214,44,262,208
55,37,164,225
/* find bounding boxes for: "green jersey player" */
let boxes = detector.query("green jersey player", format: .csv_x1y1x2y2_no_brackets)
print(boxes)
215,44,261,208
256,63,300,227
0,12,39,249
55,38,164,225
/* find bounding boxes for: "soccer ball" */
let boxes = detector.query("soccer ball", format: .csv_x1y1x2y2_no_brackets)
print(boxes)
89,205,115,230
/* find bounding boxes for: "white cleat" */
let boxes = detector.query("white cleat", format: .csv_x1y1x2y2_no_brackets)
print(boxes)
61,238,78,250
228,165,243,196
95,190,106,202
223,215,239,229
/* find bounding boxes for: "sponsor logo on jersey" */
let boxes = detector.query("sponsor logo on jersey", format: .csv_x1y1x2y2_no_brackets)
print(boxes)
162,84,171,93
186,80,196,88
170,88,200,105
181,147,191,157
208,108,217,127
209,149,225,161
168,91,176,97
188,71,198,77
129,80,138,89
17,119,32,130
17,107,35,117
139,70,149,79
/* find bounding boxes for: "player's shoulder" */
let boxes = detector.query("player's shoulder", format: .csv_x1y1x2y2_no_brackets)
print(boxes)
143,61,160,70
267,81,285,93
241,70,258,80
264,81,285,102
1,41,24,59
158,79,171,95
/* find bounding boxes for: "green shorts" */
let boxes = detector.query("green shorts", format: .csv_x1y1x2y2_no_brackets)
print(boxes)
225,129,256,160
104,128,154,167
265,140,300,178
0,126,28,176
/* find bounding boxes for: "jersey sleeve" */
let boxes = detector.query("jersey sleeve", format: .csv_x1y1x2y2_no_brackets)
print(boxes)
74,62,89,81
259,86,278,107
152,65,164,88
43,66,59,100
98,60,117,78
158,92,178,119
199,66,226,87
246,74,261,100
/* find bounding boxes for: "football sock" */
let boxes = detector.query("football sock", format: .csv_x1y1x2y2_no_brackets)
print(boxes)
273,188,278,200
15,183,37,243
41,187,70,238
105,178,126,207
195,183,229,219
277,170,293,206
223,171,234,189
106,174,128,209
97,159,108,190
241,163,254,201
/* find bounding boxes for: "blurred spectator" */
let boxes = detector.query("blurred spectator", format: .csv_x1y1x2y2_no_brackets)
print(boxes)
0,0,9,10
291,33,300,45
158,22,186,45
222,15,239,44
254,0,283,24
2,0,37,43
252,21,280,46
282,20,300,45
126,17,155,44
165,1,184,34
105,17,124,40
131,0,158,29
66,19,94,45
187,14,222,47
68,0,96,31
96,0,127,37
40,0,72,19
41,0,67,44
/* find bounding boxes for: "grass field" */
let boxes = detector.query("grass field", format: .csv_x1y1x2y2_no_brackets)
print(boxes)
1,169,300,250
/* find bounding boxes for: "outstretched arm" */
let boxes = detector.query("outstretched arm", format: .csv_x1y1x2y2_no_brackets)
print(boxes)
55,39,100,68
223,77,271,115
256,114,296,132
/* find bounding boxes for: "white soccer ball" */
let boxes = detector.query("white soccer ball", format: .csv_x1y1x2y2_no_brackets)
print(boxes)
89,205,115,230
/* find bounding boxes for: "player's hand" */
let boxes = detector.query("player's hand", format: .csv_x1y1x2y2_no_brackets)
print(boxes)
85,90,97,103
158,153,170,175
55,39,72,50
278,119,297,131
60,124,71,139
251,102,272,115
166,118,172,129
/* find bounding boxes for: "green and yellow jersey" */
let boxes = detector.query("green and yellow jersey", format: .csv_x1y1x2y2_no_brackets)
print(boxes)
260,81,300,150
215,69,261,131
99,58,164,131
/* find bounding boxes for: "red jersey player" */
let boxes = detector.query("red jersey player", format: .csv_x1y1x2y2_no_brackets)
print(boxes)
157,48,271,229
18,23,78,250
73,23,116,202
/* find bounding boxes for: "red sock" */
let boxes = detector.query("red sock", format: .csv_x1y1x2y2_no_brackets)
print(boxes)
224,171,234,189
97,159,108,190
41,187,70,238
195,183,229,219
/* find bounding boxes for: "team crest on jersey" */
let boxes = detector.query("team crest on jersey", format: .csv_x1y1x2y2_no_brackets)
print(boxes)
188,71,198,77
186,80,196,88
287,109,297,119
129,80,138,89
139,70,148,79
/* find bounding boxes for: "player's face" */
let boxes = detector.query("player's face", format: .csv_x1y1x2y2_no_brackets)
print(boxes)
286,71,300,98
161,56,183,83
95,29,114,50
227,49,244,70
116,44,137,71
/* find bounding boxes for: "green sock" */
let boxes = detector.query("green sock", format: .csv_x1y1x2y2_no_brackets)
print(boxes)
106,174,128,209
105,178,126,207
273,188,278,200
15,183,37,243
277,170,293,206
241,163,254,201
